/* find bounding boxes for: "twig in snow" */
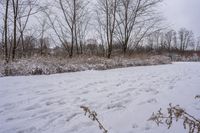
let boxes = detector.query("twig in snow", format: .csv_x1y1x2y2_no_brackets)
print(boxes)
149,103,200,133
80,106,108,133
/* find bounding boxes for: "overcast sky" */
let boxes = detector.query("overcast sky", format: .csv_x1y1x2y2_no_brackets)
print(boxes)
162,0,200,37
1,0,199,38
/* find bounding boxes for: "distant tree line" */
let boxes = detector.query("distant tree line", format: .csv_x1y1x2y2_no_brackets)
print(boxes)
141,28,199,53
0,0,200,63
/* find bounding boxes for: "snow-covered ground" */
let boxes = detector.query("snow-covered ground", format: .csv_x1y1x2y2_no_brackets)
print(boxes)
0,62,200,133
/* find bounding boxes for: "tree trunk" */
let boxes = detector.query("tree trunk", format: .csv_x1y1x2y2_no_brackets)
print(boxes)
12,16,17,60
4,0,9,63
12,0,19,60
107,45,112,58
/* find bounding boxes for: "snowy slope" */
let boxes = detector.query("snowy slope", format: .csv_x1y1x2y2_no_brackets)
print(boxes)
0,62,200,133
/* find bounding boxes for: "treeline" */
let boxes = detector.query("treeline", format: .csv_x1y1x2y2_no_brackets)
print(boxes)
141,28,200,53
0,0,200,63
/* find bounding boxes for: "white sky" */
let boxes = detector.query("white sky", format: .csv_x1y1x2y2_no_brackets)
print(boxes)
0,0,199,38
161,0,200,37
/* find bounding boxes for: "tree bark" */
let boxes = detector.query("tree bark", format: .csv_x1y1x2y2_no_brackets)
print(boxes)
12,0,19,60
4,0,9,63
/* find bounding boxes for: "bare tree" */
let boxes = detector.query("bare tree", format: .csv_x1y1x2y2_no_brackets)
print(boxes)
95,9,107,56
131,19,163,51
152,31,162,50
16,0,41,57
36,16,49,55
77,18,90,55
23,35,37,57
165,30,174,52
2,0,10,62
44,9,68,53
6,0,41,60
76,2,90,55
0,25,3,55
59,0,90,57
196,37,200,51
116,0,162,54
144,30,162,51
46,0,90,58
96,0,118,58
172,31,178,50
11,0,19,60
0,0,12,61
178,28,194,52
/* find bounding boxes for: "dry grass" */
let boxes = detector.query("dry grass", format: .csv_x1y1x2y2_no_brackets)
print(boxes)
149,102,200,133
0,55,171,77
80,106,108,133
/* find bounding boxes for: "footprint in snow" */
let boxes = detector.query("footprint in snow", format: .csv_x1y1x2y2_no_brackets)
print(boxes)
17,127,37,133
132,124,139,129
118,87,136,94
2,103,15,110
146,98,157,104
45,101,54,106
66,122,93,133
115,80,126,87
107,99,131,110
168,86,174,90
24,103,41,111
58,100,66,105
97,88,107,93
18,93,24,96
6,117,15,122
145,88,159,95
81,91,89,94
138,98,157,105
106,93,113,98
143,123,152,131
66,113,81,122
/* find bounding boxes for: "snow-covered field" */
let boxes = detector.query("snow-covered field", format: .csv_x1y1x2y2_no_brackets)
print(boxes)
0,62,200,133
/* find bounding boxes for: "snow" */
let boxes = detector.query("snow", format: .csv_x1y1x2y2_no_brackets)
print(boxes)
0,62,200,133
